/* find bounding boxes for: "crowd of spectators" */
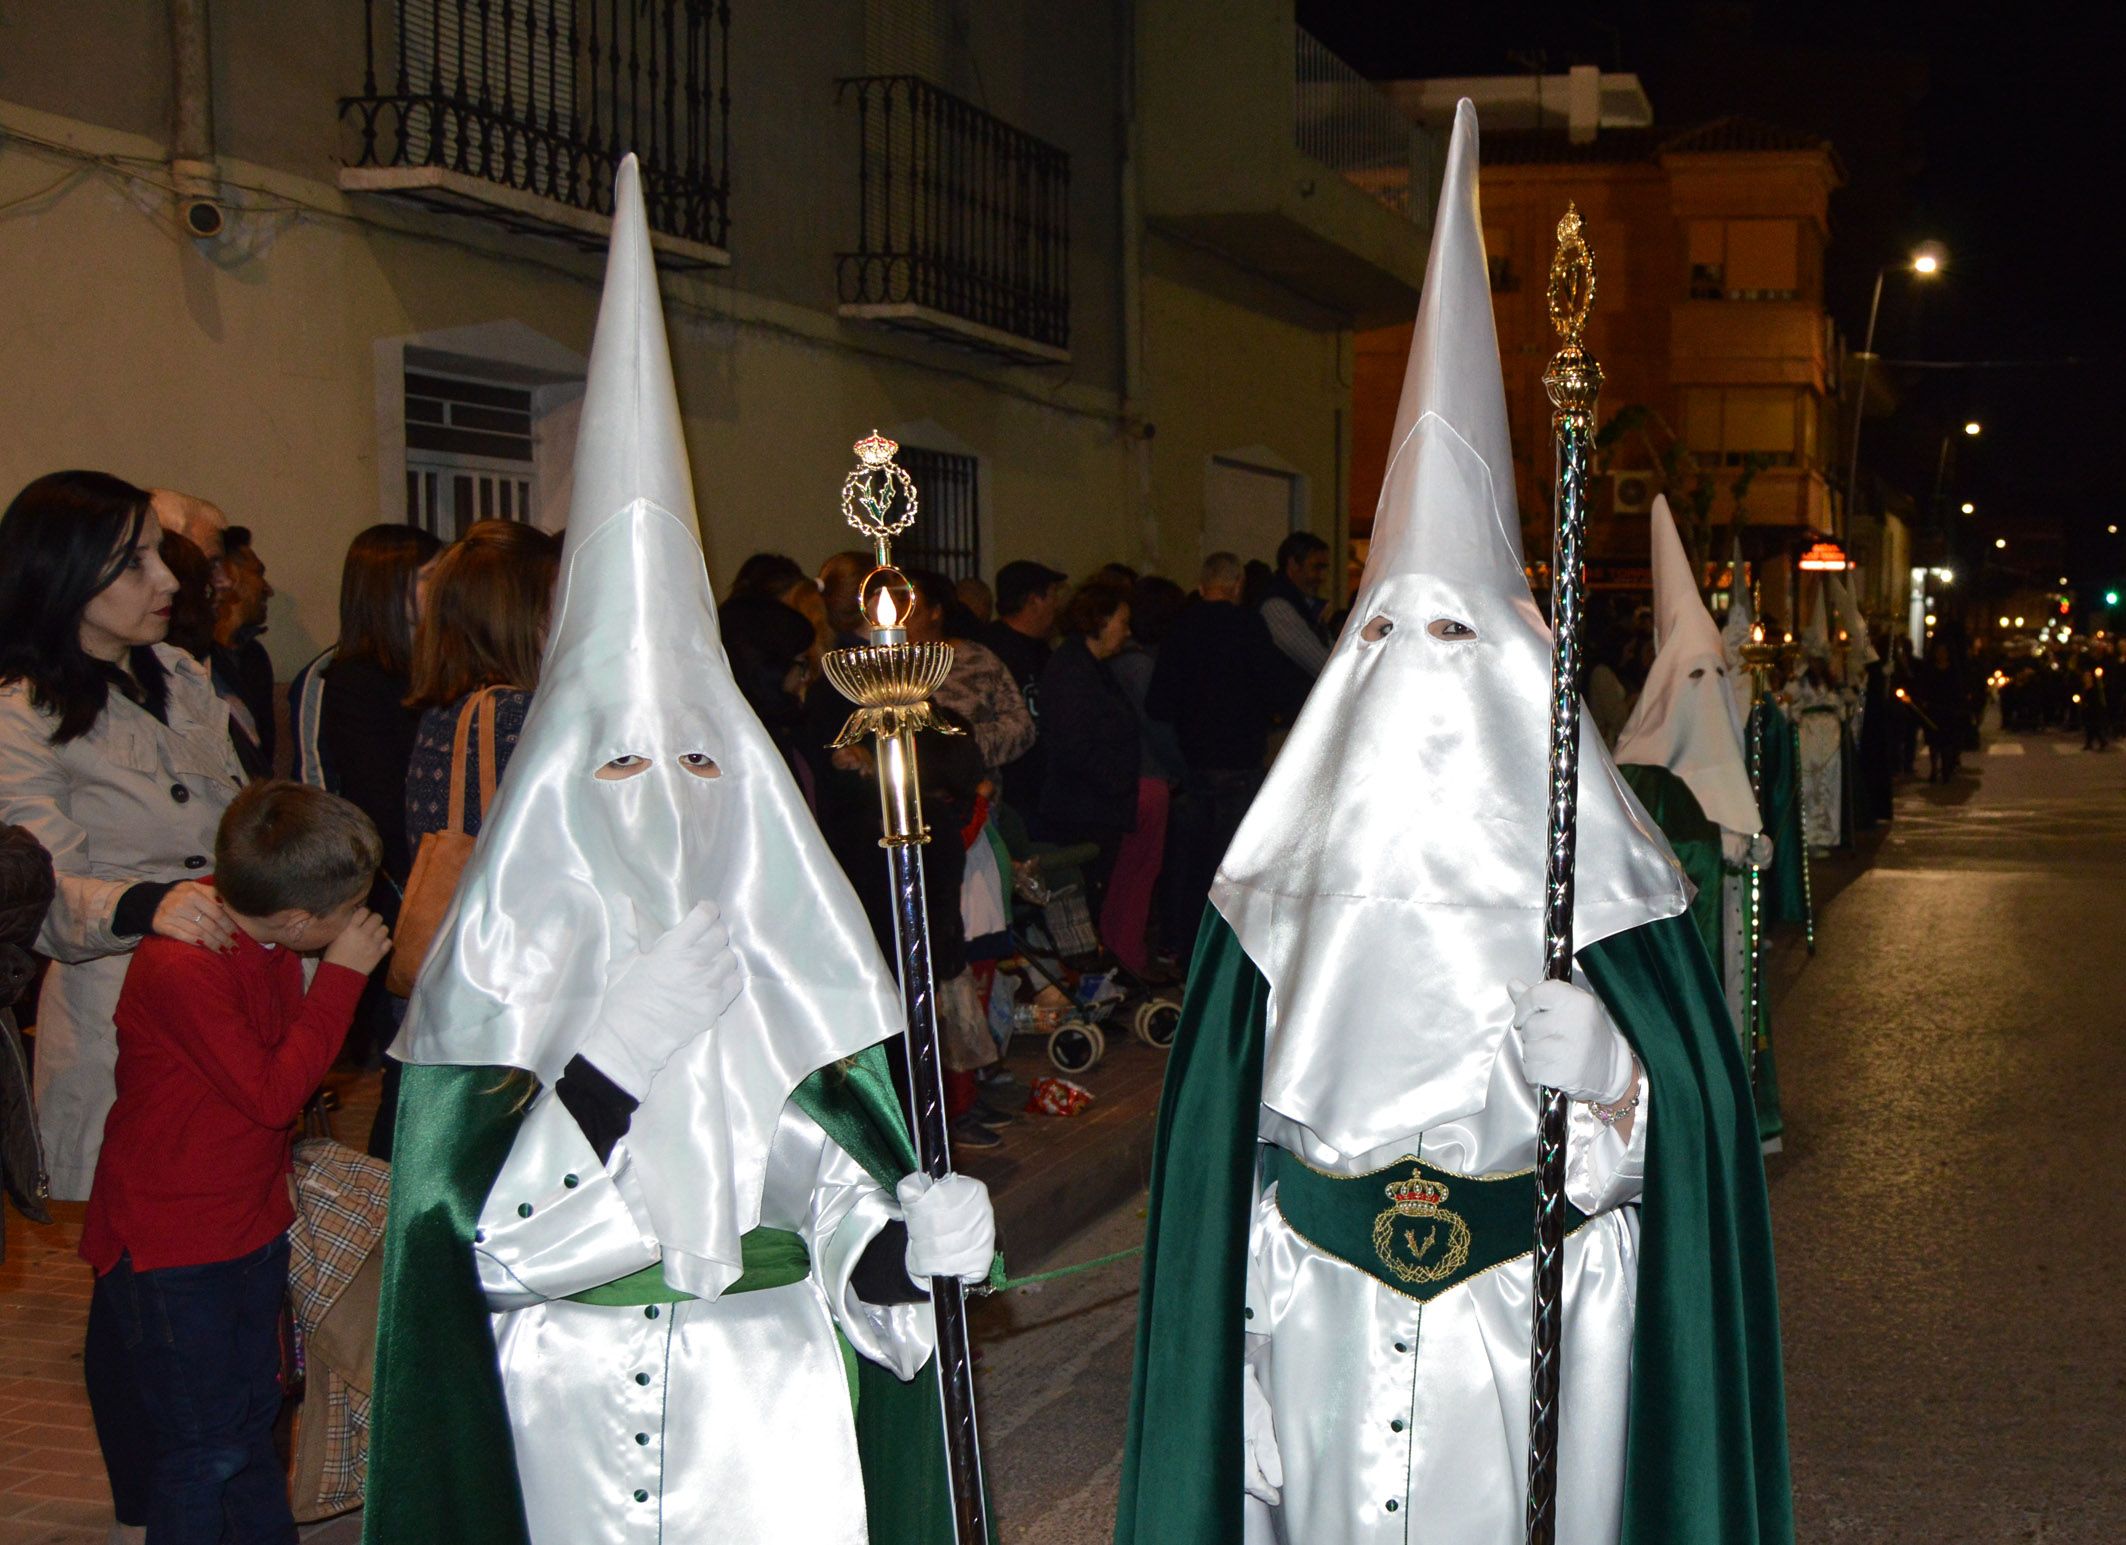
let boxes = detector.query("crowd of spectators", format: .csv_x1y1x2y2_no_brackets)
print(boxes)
0,462,1353,1527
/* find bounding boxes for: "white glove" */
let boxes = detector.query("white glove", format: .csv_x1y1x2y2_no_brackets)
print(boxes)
579,899,743,1098
1508,978,1636,1104
1241,1361,1284,1507
1749,831,1775,867
897,1172,997,1285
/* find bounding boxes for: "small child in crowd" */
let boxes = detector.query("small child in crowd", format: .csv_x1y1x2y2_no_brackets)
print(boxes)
80,780,390,1545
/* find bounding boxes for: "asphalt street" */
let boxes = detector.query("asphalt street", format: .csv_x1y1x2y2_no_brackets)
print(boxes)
973,728,2126,1542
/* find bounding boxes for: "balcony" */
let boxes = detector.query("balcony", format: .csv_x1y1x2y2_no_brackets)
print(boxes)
834,75,1071,365
1669,299,1828,390
339,0,730,269
1134,9,1431,324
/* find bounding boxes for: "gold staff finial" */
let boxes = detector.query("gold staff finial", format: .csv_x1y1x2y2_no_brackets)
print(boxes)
1542,204,1602,416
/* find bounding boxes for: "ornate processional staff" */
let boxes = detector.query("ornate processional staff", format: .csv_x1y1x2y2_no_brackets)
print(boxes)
821,433,991,1545
1527,205,1599,1545
1740,614,1782,1081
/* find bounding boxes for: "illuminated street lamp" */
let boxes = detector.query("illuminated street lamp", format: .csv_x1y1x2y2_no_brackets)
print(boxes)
1842,243,1947,539
1995,538,2008,550
1964,421,1983,437
1960,501,1975,515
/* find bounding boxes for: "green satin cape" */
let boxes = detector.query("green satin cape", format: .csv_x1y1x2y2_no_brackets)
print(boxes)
1113,911,1792,1545
1759,704,1807,926
1617,762,1722,965
361,1045,956,1545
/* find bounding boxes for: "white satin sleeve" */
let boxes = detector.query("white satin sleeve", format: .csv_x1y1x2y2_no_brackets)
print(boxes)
1565,1062,1649,1216
475,1088,661,1310
762,1103,935,1381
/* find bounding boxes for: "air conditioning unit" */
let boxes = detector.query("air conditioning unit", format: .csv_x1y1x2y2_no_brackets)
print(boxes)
1611,471,1656,516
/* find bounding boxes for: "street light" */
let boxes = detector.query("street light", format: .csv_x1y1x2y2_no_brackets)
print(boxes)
2110,524,2119,535
1842,243,1947,539
1964,421,1982,437
1995,537,2008,549
1961,501,1975,515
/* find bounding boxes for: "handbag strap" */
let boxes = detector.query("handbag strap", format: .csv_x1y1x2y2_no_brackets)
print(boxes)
473,689,500,818
443,695,480,838
442,687,508,838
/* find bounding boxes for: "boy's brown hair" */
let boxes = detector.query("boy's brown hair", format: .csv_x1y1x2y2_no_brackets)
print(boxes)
214,780,381,917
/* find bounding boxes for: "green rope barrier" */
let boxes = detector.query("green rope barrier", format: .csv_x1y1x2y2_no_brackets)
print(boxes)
979,1243,1145,1296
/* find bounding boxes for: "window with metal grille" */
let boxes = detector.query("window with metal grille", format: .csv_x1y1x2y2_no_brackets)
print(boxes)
895,446,980,580
404,369,537,538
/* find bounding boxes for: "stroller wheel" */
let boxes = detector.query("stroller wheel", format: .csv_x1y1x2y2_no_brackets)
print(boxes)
1133,998,1182,1049
1048,1020,1105,1074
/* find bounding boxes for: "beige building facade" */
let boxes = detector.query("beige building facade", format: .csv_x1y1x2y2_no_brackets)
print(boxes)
0,0,1430,677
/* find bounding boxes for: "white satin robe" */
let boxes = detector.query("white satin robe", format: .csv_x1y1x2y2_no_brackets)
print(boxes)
475,1092,934,1545
1791,682,1848,851
1245,1014,1649,1545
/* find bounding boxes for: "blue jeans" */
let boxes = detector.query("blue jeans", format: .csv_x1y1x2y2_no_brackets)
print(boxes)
95,1235,296,1545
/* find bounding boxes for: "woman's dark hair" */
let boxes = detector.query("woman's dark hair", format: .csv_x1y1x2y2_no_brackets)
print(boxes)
0,470,170,743
332,524,443,677
906,567,984,641
1129,575,1187,648
158,531,220,661
1059,579,1131,638
406,520,561,709
726,552,809,605
719,595,815,728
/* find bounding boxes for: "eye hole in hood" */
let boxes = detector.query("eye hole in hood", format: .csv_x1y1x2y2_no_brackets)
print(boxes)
595,754,651,781
1426,617,1477,641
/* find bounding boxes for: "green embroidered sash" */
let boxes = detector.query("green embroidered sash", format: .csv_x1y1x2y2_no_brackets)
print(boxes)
1263,1147,1592,1305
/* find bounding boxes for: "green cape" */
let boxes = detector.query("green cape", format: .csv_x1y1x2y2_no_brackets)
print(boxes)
1617,762,1722,965
1617,763,1783,1144
362,1046,956,1545
1758,704,1807,927
1114,911,1791,1545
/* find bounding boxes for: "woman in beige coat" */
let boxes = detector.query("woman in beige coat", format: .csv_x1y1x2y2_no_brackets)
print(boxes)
0,470,246,1535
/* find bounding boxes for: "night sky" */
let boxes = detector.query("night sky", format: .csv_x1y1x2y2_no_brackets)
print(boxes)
1298,1,2118,610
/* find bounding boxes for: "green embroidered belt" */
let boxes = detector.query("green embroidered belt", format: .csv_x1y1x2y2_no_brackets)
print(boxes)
1263,1148,1590,1305
564,1227,810,1306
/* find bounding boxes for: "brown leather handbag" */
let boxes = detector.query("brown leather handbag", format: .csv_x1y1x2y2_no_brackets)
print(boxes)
385,689,499,997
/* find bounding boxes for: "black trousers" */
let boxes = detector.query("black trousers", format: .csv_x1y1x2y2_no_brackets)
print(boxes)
85,1265,155,1526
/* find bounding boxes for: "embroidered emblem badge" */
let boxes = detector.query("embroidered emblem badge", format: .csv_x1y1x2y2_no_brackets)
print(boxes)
1370,1169,1473,1286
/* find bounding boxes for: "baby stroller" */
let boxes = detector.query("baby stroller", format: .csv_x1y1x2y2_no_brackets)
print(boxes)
985,804,1182,1074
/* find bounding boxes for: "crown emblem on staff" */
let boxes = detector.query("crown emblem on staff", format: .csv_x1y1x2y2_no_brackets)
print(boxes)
854,430,900,467
1386,1174,1451,1212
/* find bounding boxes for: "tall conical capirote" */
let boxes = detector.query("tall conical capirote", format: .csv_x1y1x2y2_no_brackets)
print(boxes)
1825,571,1879,674
1209,101,1685,1158
396,155,901,1298
1613,496,1762,835
1800,573,1831,658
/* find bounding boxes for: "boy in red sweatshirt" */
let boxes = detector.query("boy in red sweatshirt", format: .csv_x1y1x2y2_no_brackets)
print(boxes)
82,779,390,1545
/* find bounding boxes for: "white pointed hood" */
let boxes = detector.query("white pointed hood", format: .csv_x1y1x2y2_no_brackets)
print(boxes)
1800,575,1832,659
397,157,901,1298
1209,102,1686,1157
1721,542,1757,719
1613,497,1762,836
1826,572,1879,675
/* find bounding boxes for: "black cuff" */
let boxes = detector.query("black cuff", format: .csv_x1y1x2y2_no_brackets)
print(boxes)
555,1055,639,1165
113,881,177,940
849,1221,928,1305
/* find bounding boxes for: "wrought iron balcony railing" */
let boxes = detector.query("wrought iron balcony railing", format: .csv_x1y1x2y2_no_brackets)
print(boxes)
835,75,1071,363
341,0,730,263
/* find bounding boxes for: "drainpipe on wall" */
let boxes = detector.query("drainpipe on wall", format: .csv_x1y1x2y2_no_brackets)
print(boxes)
169,0,224,238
